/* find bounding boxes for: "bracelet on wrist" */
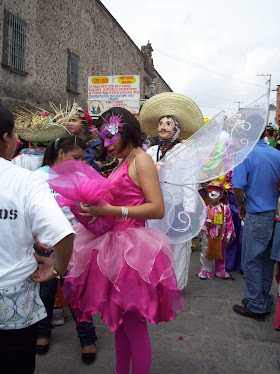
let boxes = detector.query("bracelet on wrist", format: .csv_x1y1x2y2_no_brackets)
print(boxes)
53,263,64,279
121,206,128,221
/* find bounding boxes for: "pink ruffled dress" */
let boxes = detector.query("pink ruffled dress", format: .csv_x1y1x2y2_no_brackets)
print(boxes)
58,159,184,332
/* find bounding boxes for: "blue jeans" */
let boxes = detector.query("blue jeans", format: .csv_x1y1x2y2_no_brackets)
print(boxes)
241,211,276,314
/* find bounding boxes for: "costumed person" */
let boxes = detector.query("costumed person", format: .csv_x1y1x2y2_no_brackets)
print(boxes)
270,179,280,330
33,135,97,364
0,105,74,374
209,172,243,272
139,93,205,289
66,105,119,175
49,107,184,374
198,181,234,280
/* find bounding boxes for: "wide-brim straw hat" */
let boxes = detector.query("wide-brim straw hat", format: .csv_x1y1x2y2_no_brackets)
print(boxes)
18,124,67,142
139,92,204,140
15,103,78,142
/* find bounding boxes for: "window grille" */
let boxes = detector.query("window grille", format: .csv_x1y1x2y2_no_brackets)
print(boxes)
2,9,28,73
67,49,80,94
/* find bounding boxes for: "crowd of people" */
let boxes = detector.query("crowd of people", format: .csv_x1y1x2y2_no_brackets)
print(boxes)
0,93,280,374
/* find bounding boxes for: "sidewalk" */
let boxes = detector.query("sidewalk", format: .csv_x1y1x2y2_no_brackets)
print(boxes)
36,244,280,374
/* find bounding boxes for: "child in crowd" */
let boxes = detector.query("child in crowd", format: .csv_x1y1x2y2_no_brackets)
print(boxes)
34,135,97,363
198,181,234,280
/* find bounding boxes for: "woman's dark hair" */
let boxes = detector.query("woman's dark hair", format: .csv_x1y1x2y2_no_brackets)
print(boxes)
96,107,142,152
42,134,86,166
0,105,14,140
81,119,92,141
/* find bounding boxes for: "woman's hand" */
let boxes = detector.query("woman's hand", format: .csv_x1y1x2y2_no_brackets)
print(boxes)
79,202,113,224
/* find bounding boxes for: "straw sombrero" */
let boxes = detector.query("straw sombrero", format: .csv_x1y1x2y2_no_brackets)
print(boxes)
15,103,78,142
139,92,204,140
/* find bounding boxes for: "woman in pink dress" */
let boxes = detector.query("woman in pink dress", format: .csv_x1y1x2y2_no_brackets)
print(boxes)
53,108,184,374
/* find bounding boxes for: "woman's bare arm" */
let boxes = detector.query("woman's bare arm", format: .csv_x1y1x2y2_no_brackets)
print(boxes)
80,152,165,220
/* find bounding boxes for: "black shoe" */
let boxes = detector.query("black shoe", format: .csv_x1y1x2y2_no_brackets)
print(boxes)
36,344,49,355
241,299,271,315
82,343,96,365
233,305,265,321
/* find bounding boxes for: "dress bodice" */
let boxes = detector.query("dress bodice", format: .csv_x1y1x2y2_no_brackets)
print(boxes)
108,159,146,230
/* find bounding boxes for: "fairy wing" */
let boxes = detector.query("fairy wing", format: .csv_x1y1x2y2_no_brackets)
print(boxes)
147,94,269,243
148,183,207,244
157,94,269,185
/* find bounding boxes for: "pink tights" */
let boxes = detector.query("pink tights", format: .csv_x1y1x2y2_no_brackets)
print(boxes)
115,311,151,374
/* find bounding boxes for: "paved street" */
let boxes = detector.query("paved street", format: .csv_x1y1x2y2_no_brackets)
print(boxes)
35,244,280,374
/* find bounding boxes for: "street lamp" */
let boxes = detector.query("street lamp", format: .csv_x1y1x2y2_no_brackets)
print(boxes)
149,81,156,97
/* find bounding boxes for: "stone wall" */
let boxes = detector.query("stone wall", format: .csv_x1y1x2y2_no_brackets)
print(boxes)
0,0,171,111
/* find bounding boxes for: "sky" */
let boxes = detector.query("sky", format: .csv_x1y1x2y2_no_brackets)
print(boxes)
101,0,280,119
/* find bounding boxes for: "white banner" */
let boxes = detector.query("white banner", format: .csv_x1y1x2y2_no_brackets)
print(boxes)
88,75,140,116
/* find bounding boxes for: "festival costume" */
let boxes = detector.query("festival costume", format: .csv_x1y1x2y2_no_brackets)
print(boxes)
209,172,243,271
49,159,184,333
140,93,270,289
147,143,194,289
199,202,234,279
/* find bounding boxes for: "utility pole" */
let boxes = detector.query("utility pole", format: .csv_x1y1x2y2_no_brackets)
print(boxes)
257,73,271,101
257,73,272,127
235,101,244,111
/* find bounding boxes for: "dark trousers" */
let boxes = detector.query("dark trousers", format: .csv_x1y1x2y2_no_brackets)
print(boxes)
37,277,57,339
0,323,38,374
36,256,97,346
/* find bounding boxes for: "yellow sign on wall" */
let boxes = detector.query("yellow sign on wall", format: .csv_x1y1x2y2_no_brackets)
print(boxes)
117,76,136,84
91,77,109,85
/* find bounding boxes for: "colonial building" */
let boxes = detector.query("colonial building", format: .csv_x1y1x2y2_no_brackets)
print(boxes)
0,0,172,112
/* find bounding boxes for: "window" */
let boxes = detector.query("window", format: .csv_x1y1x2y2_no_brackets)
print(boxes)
2,8,28,74
67,49,80,94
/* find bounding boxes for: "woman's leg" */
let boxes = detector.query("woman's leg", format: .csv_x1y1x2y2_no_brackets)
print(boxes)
115,311,151,374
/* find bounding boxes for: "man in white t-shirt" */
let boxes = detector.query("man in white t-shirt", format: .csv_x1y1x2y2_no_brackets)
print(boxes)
0,105,75,374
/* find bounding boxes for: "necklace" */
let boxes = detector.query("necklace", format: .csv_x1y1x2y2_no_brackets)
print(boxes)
109,147,137,180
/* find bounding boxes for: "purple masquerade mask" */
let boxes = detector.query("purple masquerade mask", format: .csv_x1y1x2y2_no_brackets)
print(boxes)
97,114,126,147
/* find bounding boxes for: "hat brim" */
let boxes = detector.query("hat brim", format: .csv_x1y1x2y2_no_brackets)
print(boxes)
139,92,204,140
18,126,67,141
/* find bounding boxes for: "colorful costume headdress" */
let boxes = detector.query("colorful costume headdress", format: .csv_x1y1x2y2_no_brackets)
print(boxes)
15,103,78,142
97,114,126,146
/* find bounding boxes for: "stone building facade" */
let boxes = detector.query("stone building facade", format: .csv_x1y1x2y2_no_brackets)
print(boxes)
0,0,172,112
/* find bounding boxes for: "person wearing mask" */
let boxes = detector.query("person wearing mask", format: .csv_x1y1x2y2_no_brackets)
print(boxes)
139,92,204,289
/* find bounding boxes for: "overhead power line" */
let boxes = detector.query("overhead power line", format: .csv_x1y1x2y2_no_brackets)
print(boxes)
153,48,267,88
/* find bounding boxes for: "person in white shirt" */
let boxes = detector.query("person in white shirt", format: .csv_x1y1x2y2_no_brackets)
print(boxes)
140,92,204,289
0,106,75,374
